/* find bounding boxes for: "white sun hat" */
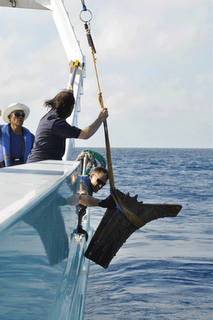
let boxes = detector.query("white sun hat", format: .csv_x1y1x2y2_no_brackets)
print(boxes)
3,103,30,123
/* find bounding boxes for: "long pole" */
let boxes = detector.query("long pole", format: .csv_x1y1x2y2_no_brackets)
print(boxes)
84,22,115,194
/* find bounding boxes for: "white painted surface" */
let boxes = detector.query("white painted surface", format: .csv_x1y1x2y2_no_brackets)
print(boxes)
0,160,80,232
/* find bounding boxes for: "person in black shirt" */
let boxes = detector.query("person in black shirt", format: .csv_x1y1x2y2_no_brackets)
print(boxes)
27,89,108,163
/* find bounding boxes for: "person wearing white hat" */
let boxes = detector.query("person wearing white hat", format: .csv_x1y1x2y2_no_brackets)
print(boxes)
0,103,34,167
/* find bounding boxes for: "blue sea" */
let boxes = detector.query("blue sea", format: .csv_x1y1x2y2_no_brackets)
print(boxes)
0,148,212,319
71,148,213,320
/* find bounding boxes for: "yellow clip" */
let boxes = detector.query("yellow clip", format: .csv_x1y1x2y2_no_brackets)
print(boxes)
73,60,79,67
69,60,81,74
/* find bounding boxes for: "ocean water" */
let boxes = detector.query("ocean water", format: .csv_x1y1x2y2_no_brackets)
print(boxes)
71,148,213,320
0,148,212,319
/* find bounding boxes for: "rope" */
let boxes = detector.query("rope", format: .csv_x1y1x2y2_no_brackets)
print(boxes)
76,149,106,174
76,151,97,174
81,0,87,11
83,149,106,168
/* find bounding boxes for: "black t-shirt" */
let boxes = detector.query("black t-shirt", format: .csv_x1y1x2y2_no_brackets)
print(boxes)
27,109,81,163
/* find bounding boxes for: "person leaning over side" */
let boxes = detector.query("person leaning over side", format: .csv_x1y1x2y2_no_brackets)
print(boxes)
77,167,116,209
27,89,109,163
66,166,116,239
0,103,35,168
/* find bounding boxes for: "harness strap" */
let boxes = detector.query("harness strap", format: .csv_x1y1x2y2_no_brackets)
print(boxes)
10,125,25,161
81,0,87,11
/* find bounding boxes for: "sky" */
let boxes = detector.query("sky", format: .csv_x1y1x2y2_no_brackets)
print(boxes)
0,0,212,149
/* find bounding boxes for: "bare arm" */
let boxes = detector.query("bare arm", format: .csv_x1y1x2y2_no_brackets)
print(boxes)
78,108,108,140
79,194,100,207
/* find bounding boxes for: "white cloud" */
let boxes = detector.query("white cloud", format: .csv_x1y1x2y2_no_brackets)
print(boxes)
0,0,212,148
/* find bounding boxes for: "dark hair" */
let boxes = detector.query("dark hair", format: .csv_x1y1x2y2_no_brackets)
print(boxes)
44,89,75,119
92,166,109,179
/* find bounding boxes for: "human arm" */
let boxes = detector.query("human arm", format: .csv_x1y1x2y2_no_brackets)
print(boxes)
78,108,108,140
79,194,116,209
66,194,80,206
79,194,100,207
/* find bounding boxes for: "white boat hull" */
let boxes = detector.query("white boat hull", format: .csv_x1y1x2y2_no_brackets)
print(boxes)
0,160,92,319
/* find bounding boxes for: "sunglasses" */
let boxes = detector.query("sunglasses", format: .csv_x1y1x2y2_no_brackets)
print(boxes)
12,112,25,118
93,173,106,187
